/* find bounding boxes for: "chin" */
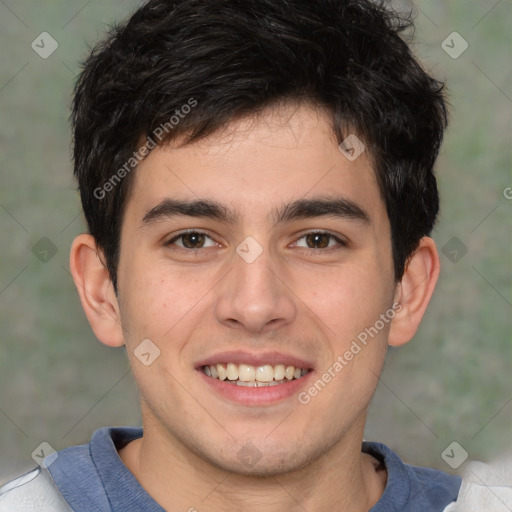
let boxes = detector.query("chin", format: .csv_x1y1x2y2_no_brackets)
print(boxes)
201,439,323,477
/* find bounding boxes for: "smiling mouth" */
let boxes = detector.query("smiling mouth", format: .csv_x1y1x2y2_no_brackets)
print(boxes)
202,363,311,387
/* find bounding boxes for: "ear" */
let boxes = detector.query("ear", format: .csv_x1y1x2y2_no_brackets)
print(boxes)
388,236,440,347
69,234,125,347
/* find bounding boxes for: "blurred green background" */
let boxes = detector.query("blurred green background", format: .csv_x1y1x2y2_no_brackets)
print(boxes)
0,0,510,483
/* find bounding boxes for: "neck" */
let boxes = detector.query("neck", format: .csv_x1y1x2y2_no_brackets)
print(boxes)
119,415,386,512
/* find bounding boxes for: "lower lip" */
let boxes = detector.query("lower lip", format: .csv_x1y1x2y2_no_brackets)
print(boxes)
198,370,314,405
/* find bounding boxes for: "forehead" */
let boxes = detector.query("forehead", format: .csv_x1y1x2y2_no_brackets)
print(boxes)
125,103,385,225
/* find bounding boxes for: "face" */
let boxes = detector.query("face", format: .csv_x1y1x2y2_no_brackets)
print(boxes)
116,103,397,475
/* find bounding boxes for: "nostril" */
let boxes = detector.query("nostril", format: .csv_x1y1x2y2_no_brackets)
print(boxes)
225,318,243,328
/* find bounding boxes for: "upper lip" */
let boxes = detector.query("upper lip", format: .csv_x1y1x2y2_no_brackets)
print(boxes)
195,350,315,370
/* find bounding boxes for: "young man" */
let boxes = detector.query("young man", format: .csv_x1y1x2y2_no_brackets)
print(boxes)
2,0,506,510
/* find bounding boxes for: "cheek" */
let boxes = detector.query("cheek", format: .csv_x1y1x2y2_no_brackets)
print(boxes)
118,256,216,344
296,261,393,342
303,268,392,409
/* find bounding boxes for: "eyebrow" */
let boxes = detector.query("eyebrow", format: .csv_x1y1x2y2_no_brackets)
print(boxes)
273,197,370,225
141,199,239,226
140,196,370,227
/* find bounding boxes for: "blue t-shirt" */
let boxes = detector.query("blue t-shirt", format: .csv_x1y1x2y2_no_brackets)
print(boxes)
44,427,460,511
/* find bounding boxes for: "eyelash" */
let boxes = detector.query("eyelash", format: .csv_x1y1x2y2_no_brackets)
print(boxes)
164,229,348,252
165,230,218,250
293,231,348,251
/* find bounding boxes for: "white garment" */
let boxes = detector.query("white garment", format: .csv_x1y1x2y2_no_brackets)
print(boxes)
444,458,512,512
0,468,72,512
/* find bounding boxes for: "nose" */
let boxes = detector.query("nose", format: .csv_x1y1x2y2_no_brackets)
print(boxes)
214,246,297,334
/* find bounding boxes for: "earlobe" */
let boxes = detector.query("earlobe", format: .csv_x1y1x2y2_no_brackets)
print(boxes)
69,234,125,347
388,237,440,347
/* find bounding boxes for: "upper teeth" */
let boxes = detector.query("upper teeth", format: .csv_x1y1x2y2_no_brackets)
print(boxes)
203,363,308,382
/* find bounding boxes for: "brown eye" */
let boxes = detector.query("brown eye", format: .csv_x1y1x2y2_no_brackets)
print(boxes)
166,231,216,249
305,233,331,249
180,232,206,248
294,231,346,251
